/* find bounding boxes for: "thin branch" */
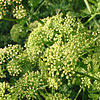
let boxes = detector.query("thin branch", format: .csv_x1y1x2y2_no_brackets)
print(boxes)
75,71,100,82
74,87,83,100
84,0,100,28
1,17,19,22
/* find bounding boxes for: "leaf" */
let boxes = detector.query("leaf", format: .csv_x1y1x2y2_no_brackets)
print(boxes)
33,15,44,25
28,0,43,8
88,0,98,7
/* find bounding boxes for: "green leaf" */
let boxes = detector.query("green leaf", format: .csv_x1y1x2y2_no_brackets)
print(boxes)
28,0,42,8
88,0,98,7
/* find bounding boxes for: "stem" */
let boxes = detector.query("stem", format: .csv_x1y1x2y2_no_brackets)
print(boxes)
84,0,91,13
74,87,83,100
82,87,85,100
84,0,100,28
35,0,45,13
88,0,98,6
93,17,100,28
33,15,44,25
51,88,55,95
1,17,19,22
45,89,48,93
36,93,42,100
75,71,100,82
38,90,47,98
84,13,99,25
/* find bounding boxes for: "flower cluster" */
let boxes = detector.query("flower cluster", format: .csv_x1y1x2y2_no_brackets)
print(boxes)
0,82,10,100
46,93,71,100
0,44,23,78
13,4,27,19
10,71,46,99
26,13,84,63
0,0,8,19
39,41,75,89
7,56,23,77
26,13,100,99
7,50,33,76
0,0,26,19
0,46,34,99
27,13,100,90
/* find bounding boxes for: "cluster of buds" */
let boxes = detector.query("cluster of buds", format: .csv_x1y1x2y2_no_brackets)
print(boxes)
0,0,26,19
0,44,23,78
13,4,27,19
11,71,46,99
46,93,71,100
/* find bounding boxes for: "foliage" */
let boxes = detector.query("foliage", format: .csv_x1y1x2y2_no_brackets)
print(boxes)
10,24,27,44
0,34,12,48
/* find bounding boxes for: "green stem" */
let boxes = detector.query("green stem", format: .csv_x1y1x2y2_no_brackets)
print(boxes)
88,0,98,6
84,0,100,28
36,93,42,100
84,13,99,25
38,90,47,98
52,88,55,95
74,87,83,100
82,87,85,100
33,15,44,25
93,17,100,28
84,0,91,13
1,17,19,22
45,89,48,93
75,71,100,82
35,0,45,13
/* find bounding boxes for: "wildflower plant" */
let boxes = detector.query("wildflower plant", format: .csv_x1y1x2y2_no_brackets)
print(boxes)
26,13,100,99
0,12,100,99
